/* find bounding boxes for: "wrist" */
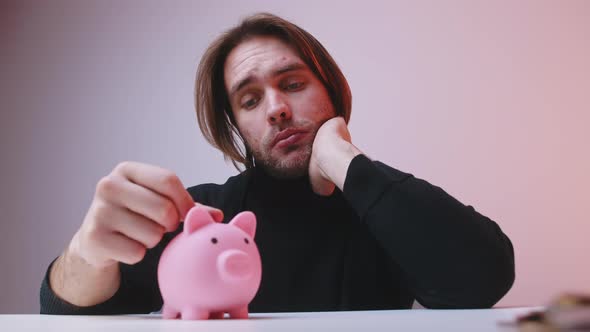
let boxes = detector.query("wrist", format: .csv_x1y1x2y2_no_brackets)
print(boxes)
51,245,121,306
318,140,362,190
66,232,119,273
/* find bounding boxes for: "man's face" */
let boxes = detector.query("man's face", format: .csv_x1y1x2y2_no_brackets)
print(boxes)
224,36,336,178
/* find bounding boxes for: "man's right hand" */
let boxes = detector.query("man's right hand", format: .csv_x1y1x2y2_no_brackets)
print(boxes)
49,161,223,306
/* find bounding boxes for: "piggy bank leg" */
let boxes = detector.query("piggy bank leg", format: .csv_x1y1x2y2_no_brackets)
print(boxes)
209,311,224,319
162,304,179,319
228,306,248,319
181,308,210,320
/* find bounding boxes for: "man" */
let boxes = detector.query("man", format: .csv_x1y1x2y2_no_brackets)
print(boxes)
40,13,515,315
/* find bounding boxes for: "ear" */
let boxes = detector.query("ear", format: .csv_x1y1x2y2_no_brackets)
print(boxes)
184,206,215,234
229,211,256,237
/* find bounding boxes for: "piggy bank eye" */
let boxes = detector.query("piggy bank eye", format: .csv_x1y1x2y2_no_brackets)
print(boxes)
211,237,218,244
244,238,249,244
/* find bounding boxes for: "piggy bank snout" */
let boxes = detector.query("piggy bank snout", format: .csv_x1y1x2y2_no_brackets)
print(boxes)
217,249,253,282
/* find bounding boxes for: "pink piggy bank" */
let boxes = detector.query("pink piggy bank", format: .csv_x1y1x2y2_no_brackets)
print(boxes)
157,206,262,320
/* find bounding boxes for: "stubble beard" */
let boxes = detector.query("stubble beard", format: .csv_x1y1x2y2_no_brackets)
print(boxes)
246,120,320,179
252,141,313,179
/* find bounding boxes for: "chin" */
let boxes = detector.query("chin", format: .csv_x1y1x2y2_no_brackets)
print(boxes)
257,147,312,179
268,163,308,179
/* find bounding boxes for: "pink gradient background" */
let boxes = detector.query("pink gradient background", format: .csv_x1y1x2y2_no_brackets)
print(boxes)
1,1,588,313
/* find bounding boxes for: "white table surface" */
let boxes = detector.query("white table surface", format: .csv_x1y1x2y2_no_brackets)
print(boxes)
1,307,541,332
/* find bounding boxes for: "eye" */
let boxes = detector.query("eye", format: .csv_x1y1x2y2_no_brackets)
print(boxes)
244,238,249,244
240,96,259,109
211,237,218,244
284,81,304,91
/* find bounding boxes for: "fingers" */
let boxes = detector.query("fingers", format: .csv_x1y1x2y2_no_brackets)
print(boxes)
81,204,165,266
76,161,227,268
98,231,147,265
113,162,195,220
194,202,224,222
104,205,166,249
97,175,182,232
96,170,224,230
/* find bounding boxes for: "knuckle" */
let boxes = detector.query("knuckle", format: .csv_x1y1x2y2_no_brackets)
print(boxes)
128,246,146,265
84,225,104,247
83,205,113,243
91,201,114,222
95,176,119,197
161,170,180,188
114,161,133,175
146,229,164,249
158,202,178,226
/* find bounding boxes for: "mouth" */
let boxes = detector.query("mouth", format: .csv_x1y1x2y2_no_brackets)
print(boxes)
271,128,308,149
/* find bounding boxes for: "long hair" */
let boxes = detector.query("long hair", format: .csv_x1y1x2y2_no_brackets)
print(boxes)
195,13,352,170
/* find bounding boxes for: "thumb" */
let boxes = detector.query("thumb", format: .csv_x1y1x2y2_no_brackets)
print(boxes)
190,203,224,223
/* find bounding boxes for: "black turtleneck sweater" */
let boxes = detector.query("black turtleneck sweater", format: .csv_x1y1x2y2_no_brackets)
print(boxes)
40,154,515,314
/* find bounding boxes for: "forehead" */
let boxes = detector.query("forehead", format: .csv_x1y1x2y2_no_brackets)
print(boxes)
224,36,304,88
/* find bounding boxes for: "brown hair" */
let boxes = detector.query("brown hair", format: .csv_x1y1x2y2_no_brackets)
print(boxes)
195,12,352,170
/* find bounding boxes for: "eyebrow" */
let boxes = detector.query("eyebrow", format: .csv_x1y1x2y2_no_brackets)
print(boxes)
229,62,307,99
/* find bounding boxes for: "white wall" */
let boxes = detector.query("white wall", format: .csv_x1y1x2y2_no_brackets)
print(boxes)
1,0,589,313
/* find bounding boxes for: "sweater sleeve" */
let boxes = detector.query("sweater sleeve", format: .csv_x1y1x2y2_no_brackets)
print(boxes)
341,154,515,309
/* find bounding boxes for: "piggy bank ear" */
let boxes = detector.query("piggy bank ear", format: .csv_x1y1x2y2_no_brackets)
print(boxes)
184,206,215,234
229,211,256,237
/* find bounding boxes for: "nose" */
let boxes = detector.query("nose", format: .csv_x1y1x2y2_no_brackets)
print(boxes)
217,249,252,283
266,90,292,124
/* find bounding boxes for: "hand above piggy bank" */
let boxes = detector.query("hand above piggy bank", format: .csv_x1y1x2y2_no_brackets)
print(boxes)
157,206,262,320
